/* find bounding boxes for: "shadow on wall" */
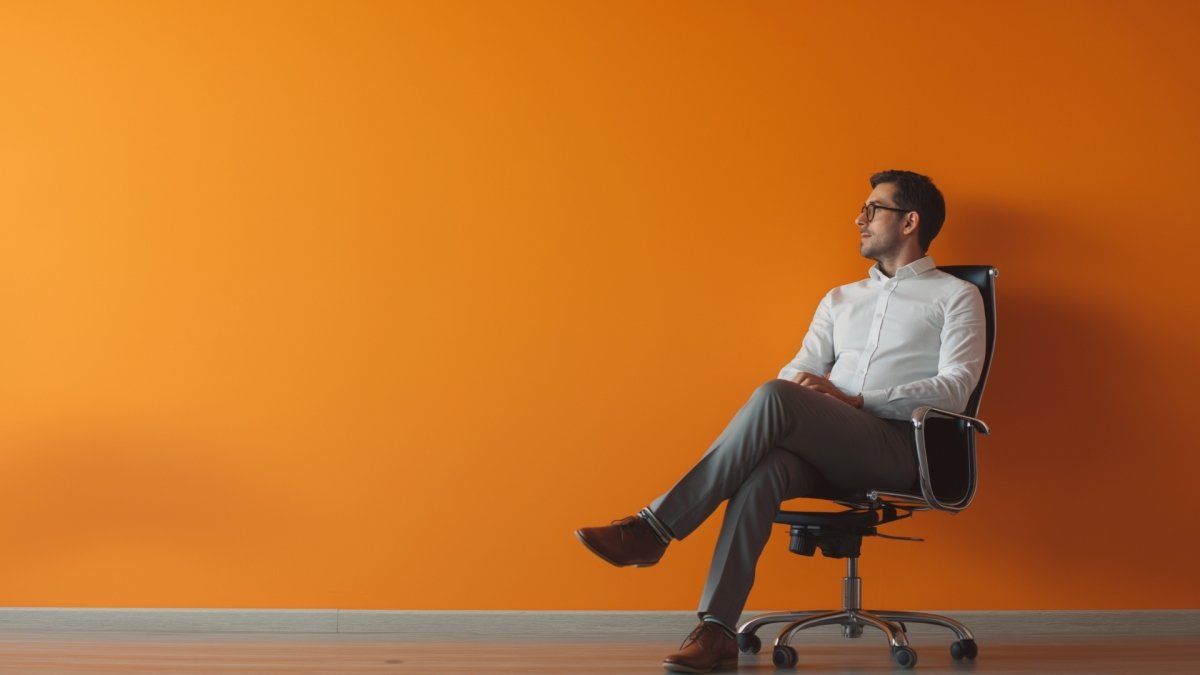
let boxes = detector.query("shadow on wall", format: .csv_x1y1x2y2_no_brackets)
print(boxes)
945,201,1177,571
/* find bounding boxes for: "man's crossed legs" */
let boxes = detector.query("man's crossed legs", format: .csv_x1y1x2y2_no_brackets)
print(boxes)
577,379,916,673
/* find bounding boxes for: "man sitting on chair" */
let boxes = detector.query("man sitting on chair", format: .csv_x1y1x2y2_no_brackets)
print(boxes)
576,170,986,673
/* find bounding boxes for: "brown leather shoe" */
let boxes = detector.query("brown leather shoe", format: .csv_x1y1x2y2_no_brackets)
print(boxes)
575,515,667,567
662,622,739,673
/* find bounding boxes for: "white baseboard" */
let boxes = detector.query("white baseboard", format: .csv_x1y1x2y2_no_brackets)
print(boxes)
0,608,1196,635
0,608,337,633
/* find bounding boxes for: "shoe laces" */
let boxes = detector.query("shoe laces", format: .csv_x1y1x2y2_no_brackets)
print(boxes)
610,516,640,540
679,623,717,650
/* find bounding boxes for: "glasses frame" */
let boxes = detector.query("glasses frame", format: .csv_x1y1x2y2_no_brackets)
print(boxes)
860,202,912,222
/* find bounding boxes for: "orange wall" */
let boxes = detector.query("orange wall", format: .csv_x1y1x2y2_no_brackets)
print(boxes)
1,0,1197,611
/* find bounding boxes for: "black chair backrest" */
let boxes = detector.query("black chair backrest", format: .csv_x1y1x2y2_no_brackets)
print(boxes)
917,265,997,505
937,265,998,419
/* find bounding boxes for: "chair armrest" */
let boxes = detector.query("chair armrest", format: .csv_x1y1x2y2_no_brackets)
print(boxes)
905,406,990,513
911,406,991,435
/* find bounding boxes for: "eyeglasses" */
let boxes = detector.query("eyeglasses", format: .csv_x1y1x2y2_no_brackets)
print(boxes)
860,202,911,222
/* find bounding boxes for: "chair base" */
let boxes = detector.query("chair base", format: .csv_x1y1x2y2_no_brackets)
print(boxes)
738,607,974,647
736,557,977,668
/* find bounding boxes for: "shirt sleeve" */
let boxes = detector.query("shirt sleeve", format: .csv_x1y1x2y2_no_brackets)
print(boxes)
778,292,836,382
859,282,986,419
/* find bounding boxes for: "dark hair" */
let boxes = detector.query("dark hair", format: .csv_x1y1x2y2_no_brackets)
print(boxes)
870,170,945,252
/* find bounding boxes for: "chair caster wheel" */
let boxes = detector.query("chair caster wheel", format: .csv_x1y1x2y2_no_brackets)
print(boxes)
737,633,761,654
772,645,798,668
950,639,978,660
892,646,918,669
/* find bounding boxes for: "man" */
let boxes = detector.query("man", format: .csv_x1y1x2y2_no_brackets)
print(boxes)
575,170,986,673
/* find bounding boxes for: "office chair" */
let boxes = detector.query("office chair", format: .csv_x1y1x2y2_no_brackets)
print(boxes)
736,265,998,670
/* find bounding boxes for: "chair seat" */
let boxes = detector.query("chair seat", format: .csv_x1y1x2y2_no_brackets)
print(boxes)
774,509,879,529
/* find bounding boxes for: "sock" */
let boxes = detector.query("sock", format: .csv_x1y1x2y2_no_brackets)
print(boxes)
702,614,736,639
638,507,673,546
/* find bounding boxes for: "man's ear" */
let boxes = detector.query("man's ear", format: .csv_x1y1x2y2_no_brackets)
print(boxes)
902,211,920,236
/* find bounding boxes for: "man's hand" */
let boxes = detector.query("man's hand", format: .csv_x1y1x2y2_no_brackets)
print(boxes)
794,372,864,409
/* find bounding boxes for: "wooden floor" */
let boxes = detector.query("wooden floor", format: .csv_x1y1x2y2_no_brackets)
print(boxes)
0,611,1197,674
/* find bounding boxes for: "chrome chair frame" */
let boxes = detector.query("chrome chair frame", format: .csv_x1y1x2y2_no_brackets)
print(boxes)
736,266,998,670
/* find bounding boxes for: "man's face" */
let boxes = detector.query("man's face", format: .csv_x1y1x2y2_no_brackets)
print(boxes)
854,182,911,261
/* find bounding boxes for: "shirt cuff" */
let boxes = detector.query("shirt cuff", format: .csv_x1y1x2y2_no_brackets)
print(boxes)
861,389,888,412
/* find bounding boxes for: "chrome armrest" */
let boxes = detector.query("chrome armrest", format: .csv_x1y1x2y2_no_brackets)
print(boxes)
906,406,990,513
911,406,991,436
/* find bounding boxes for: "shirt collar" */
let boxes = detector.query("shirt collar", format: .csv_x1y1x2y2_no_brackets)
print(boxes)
868,255,937,282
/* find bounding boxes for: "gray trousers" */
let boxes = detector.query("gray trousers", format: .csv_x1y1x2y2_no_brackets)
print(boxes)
648,379,917,628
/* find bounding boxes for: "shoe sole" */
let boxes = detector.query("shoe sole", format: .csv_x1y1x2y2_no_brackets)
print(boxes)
574,530,659,568
662,657,739,673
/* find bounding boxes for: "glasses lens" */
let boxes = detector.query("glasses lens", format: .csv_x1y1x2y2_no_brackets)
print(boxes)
862,203,875,221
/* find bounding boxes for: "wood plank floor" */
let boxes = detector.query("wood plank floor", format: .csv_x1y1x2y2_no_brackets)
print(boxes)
0,612,1197,674
1,631,1199,674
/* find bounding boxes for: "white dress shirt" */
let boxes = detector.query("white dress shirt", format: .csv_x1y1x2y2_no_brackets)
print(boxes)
778,256,986,420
